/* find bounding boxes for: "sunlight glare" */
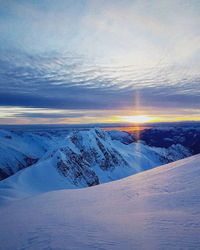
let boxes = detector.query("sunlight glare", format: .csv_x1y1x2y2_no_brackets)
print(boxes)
122,115,152,123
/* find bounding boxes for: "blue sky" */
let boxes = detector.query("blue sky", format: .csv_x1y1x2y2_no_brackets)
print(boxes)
0,0,200,124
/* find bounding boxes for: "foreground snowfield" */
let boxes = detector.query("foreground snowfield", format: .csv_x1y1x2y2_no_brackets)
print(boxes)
0,154,200,250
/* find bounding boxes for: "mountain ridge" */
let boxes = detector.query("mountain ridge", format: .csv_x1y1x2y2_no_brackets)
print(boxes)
0,128,191,203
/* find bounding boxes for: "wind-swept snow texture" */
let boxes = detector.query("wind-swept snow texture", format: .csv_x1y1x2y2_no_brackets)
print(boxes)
0,154,200,250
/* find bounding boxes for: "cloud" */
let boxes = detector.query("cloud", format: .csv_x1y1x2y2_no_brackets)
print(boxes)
0,51,200,109
14,112,85,119
0,51,200,111
1,0,200,64
0,0,200,123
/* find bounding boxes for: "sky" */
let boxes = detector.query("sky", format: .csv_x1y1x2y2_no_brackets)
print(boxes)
0,0,200,124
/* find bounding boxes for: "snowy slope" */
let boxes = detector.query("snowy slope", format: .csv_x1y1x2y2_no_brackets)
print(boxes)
0,128,191,202
0,129,59,180
0,128,192,182
0,154,200,250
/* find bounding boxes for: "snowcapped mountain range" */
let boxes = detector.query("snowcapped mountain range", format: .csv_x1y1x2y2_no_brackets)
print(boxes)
0,126,200,249
0,127,192,202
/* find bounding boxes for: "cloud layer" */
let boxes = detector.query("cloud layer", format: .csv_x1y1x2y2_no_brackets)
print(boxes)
0,0,200,123
0,52,199,110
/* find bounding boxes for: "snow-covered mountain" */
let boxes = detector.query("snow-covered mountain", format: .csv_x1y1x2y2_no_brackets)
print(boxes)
0,129,54,180
0,128,191,202
137,126,200,154
0,154,200,249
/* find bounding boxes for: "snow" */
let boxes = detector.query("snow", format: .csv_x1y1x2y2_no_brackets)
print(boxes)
0,154,200,250
0,127,192,183
0,128,192,205
0,129,58,179
0,128,191,203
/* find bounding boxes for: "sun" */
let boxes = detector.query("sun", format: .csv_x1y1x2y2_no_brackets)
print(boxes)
122,115,152,123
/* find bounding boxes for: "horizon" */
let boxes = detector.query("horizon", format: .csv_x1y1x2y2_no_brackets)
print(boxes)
1,120,200,128
0,0,200,124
